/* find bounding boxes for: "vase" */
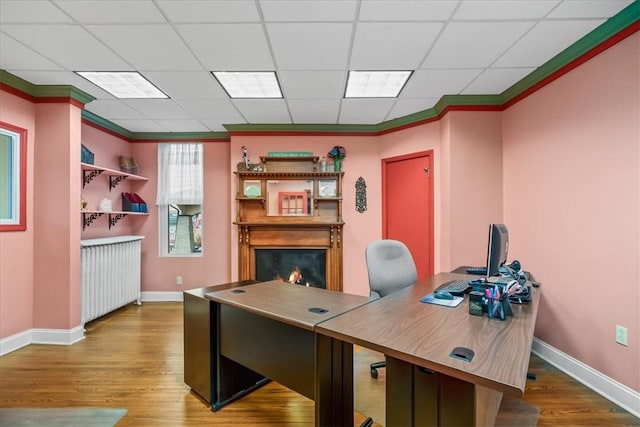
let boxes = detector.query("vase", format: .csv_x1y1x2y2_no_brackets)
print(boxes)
334,158,342,172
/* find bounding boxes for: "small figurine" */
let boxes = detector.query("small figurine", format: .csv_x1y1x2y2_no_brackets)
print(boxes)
242,146,250,170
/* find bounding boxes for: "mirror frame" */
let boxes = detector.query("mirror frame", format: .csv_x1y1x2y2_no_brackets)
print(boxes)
0,121,27,232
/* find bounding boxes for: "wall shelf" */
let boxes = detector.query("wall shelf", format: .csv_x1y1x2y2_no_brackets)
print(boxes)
81,162,148,191
81,210,148,231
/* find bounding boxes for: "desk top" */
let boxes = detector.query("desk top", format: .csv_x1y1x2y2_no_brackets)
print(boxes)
315,272,540,397
206,280,374,331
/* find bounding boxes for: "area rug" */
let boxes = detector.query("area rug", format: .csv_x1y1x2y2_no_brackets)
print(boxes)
0,408,127,427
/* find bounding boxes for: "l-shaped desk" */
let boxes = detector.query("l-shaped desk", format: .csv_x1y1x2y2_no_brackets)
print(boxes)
187,272,540,426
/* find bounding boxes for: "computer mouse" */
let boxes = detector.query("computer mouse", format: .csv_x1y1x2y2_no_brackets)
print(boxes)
434,291,454,300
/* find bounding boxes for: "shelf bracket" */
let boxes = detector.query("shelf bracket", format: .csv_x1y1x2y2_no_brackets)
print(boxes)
83,169,103,188
108,213,128,229
109,175,127,191
82,212,104,230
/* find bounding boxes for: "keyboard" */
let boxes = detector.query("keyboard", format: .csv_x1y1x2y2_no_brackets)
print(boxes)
435,280,470,296
465,266,487,275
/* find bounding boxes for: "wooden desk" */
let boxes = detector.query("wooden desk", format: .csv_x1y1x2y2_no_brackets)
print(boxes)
205,280,373,426
315,272,541,426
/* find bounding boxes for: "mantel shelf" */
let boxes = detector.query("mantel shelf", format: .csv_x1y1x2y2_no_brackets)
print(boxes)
235,171,343,178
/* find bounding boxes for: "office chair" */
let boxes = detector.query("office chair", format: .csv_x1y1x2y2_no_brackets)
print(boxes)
365,239,418,379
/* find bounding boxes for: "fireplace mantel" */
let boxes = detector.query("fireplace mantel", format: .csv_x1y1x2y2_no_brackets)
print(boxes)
234,157,344,291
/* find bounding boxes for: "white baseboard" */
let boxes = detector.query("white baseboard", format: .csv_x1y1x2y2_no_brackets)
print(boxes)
0,326,85,356
532,337,640,418
140,291,183,302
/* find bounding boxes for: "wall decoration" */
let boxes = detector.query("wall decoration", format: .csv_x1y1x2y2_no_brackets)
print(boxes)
355,176,367,213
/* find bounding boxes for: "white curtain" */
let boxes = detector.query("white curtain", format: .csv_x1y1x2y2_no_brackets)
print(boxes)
156,143,203,205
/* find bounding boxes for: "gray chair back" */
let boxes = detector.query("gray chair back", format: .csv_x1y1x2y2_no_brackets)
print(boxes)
365,239,418,298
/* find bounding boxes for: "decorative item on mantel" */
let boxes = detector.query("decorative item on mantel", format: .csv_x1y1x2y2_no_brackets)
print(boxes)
328,146,346,171
237,146,265,172
355,177,367,213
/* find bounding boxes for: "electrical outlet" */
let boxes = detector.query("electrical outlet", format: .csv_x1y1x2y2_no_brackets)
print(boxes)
176,276,183,286
615,325,628,346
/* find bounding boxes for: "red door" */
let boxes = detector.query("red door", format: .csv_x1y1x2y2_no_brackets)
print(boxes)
382,151,434,280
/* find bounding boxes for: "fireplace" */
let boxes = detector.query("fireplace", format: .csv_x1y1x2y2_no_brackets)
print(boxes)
238,225,343,291
255,249,326,288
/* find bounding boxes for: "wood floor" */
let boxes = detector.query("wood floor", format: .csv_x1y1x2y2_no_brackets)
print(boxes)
0,302,637,426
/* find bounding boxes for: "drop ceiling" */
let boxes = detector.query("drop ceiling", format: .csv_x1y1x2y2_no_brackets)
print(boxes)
0,0,635,134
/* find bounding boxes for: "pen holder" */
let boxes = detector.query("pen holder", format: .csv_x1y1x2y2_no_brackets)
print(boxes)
485,295,513,321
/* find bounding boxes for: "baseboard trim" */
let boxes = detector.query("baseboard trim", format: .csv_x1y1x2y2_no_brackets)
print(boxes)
0,326,85,356
140,291,183,302
532,337,640,418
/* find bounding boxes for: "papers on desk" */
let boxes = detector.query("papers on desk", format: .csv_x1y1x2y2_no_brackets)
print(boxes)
420,293,464,308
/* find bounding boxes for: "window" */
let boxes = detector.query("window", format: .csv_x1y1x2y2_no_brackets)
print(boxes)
157,144,203,256
0,122,27,232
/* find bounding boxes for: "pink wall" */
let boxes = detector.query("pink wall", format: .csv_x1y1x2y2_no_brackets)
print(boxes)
503,33,639,390
33,102,82,329
0,91,35,338
129,141,233,291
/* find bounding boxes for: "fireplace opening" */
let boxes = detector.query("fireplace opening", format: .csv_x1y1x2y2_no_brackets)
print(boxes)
255,249,326,289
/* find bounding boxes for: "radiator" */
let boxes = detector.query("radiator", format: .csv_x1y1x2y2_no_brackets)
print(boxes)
80,236,144,325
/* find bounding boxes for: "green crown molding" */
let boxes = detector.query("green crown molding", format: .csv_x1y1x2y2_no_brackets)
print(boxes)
0,69,95,105
3,1,639,139
81,110,133,139
499,0,640,104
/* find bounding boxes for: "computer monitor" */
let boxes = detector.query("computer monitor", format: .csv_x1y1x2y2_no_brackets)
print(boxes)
485,223,509,280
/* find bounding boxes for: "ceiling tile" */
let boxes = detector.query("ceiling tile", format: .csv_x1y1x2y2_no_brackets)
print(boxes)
421,21,535,68
0,24,132,70
402,69,483,98
201,119,242,131
143,71,227,100
176,23,275,70
54,0,167,24
84,99,149,120
260,0,357,22
494,19,605,67
278,70,346,99
462,68,535,95
287,100,340,123
87,24,202,71
175,99,245,121
548,0,635,19
0,34,64,70
109,119,169,132
157,119,211,132
267,23,352,70
232,99,291,123
453,1,560,20
350,22,443,70
0,0,73,23
358,0,457,21
123,99,192,119
156,0,260,23
339,99,396,124
386,98,439,121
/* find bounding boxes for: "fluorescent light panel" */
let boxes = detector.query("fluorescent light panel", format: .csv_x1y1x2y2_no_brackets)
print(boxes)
76,71,167,99
212,71,282,99
345,70,413,98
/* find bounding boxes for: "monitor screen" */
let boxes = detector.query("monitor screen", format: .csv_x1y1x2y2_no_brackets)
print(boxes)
486,223,509,279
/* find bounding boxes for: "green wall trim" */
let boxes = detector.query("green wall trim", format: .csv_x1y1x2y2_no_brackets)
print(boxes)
3,1,639,139
500,0,640,104
0,70,37,97
82,110,133,139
